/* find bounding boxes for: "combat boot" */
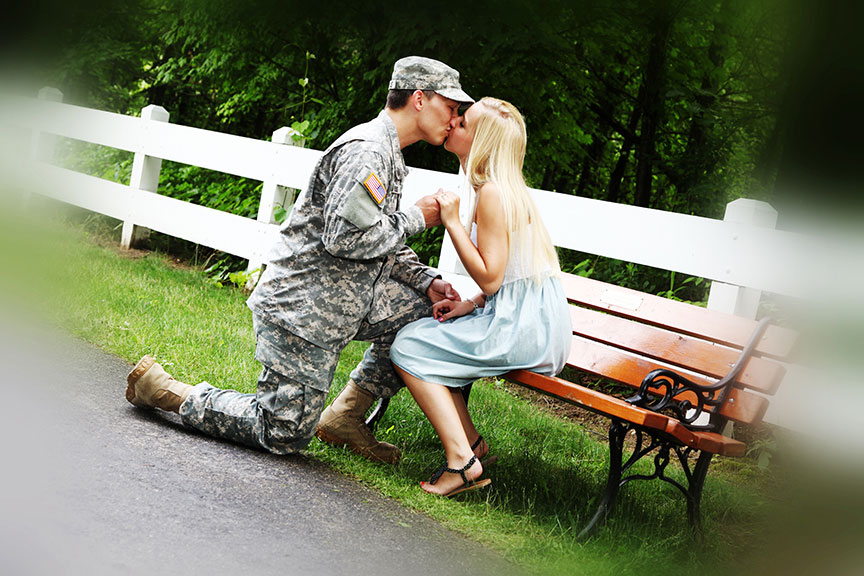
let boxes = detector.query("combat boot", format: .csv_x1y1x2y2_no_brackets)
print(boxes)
316,380,401,464
126,355,192,414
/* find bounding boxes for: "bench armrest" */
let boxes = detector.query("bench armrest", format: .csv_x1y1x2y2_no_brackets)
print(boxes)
627,317,773,431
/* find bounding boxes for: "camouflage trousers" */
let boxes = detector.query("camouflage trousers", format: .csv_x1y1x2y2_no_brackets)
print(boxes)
179,365,327,455
179,294,430,454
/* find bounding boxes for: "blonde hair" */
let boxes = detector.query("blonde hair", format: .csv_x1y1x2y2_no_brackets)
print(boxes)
464,97,559,281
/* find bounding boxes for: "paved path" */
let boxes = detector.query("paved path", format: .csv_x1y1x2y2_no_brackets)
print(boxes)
0,316,520,576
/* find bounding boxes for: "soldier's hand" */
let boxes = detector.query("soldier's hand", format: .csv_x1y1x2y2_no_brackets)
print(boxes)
427,278,461,304
415,194,442,228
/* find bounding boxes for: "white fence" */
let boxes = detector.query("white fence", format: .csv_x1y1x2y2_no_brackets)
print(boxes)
1,89,817,318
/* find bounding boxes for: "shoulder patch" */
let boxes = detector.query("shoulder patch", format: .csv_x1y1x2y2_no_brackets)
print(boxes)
362,172,387,205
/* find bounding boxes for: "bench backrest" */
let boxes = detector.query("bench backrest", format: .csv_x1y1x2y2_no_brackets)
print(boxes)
559,273,798,428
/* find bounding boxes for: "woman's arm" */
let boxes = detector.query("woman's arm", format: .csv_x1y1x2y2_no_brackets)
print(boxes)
467,292,487,308
438,183,508,294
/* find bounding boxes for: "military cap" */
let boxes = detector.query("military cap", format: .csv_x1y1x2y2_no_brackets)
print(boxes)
388,56,474,103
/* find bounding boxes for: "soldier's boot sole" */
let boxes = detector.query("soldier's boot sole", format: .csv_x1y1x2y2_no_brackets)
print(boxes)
315,427,401,465
126,355,192,414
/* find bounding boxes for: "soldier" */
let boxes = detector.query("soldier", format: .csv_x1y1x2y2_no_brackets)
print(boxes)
125,56,473,464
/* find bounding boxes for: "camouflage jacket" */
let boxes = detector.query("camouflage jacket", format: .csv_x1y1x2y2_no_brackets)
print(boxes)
247,110,438,351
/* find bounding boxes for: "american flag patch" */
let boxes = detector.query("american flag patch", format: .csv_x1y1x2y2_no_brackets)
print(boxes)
363,172,387,205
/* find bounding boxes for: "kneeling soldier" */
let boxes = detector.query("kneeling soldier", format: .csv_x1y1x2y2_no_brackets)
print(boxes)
126,56,472,463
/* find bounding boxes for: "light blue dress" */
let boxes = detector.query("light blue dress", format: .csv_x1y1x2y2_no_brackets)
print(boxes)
390,225,572,388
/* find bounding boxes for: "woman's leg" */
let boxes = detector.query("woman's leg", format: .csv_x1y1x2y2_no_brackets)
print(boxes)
395,366,483,495
449,389,489,459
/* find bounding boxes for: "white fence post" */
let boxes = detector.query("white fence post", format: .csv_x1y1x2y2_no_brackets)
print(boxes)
245,126,303,288
706,198,779,319
31,87,63,162
121,104,170,249
704,198,778,436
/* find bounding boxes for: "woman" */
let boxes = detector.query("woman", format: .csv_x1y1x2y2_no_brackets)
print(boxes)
390,97,572,496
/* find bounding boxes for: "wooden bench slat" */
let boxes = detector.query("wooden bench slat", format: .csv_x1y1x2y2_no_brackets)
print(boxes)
507,370,748,456
506,370,670,431
568,305,785,395
559,273,798,359
664,421,747,457
566,336,770,426
493,273,795,531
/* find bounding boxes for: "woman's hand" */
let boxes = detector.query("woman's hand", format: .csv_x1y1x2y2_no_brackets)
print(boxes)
426,278,461,304
432,298,476,322
435,189,461,227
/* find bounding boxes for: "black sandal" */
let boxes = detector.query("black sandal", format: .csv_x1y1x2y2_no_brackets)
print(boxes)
471,435,499,467
425,455,491,497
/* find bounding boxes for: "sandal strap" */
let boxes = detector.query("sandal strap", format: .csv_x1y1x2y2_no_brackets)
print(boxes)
429,454,478,486
429,465,447,485
470,436,484,451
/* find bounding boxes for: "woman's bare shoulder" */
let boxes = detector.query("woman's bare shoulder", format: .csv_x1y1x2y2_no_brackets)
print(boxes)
475,181,505,227
476,181,500,197
476,181,502,209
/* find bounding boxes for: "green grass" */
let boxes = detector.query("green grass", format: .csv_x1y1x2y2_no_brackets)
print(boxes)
0,202,782,576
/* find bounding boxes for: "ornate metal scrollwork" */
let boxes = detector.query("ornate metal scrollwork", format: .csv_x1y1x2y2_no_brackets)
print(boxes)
619,423,695,499
583,320,773,537
626,368,726,428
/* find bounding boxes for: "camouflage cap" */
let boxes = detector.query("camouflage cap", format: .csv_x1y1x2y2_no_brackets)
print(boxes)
388,56,474,104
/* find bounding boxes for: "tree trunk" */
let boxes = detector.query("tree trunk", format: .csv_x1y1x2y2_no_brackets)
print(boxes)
606,92,643,204
576,124,609,198
541,166,558,192
677,0,733,213
755,115,783,189
634,3,673,208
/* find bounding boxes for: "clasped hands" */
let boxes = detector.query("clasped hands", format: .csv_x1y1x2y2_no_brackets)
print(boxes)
415,188,460,228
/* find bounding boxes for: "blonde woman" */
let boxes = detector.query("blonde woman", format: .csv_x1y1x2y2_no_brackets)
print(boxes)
390,97,571,496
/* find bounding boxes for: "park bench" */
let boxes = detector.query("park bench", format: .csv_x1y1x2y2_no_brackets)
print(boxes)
369,271,797,537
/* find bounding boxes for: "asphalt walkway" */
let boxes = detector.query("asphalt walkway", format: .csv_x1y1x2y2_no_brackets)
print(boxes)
0,314,520,576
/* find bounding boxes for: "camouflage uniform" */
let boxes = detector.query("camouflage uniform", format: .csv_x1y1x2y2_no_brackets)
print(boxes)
179,110,437,454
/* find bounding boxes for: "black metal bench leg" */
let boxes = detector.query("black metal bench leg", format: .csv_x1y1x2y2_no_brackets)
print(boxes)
686,451,712,538
368,383,473,431
579,419,627,539
460,382,472,406
365,397,390,430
